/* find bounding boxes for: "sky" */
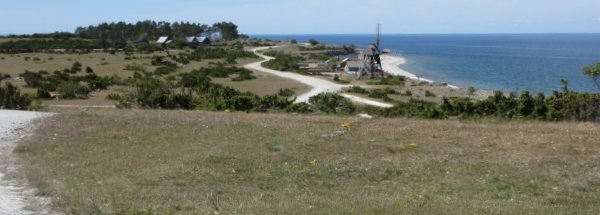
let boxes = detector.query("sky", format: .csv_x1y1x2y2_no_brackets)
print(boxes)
2,0,600,35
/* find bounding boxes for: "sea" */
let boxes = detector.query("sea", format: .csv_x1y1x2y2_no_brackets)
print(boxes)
252,34,600,94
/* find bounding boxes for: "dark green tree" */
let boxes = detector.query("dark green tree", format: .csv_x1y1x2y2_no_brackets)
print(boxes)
582,62,600,92
212,22,239,40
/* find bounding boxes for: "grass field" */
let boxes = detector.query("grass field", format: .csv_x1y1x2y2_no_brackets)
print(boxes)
0,51,311,106
14,108,600,214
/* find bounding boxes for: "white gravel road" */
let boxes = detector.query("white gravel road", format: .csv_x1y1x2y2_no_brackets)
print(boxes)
245,47,393,108
0,110,51,214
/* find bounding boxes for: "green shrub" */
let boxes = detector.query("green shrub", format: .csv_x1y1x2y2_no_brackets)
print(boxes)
106,93,121,100
56,81,91,99
346,86,369,94
231,69,256,82
261,52,300,72
71,62,83,73
425,90,436,97
278,88,295,97
124,64,146,72
0,82,31,110
286,102,313,113
366,76,406,86
308,92,356,115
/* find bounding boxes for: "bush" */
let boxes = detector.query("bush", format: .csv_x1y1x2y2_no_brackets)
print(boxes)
106,93,121,101
308,92,356,115
124,64,146,72
0,82,31,110
71,62,82,73
425,90,436,97
346,86,369,94
286,102,313,113
56,81,91,99
278,88,295,97
231,69,256,82
261,52,300,72
367,76,406,86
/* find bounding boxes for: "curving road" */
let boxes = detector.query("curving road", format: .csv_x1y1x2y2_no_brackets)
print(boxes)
244,47,393,108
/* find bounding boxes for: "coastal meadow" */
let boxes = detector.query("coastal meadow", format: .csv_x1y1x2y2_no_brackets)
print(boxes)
14,108,600,214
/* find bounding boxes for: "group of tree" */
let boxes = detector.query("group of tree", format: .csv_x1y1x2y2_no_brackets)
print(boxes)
1,20,244,53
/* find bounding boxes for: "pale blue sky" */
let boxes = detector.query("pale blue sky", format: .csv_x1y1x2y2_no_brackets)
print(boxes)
2,0,600,34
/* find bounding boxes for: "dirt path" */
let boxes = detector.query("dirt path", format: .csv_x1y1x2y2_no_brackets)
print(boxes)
0,110,52,214
245,47,393,108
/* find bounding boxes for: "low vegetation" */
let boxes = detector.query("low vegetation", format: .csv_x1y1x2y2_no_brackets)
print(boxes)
16,109,600,214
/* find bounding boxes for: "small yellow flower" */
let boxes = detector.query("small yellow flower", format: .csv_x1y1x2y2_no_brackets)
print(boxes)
407,143,417,148
309,159,317,165
225,109,231,113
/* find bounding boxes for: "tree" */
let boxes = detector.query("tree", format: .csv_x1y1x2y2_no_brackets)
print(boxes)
308,39,319,46
290,39,297,44
582,62,600,92
560,76,569,92
86,66,94,74
212,22,239,40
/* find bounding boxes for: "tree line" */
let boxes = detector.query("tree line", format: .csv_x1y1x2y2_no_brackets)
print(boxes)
0,21,243,53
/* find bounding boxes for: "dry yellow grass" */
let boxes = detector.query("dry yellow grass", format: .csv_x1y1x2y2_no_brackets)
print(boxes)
14,108,600,214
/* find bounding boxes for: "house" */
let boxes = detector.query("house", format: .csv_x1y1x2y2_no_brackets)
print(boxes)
344,61,362,75
156,36,170,44
134,38,149,46
186,36,210,44
210,32,223,40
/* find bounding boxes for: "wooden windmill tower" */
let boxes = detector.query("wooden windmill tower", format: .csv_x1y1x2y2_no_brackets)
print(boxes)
358,24,384,79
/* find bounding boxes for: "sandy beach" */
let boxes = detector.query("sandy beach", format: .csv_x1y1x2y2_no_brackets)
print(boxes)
380,54,460,89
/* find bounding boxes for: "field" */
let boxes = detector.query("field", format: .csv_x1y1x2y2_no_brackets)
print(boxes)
14,108,600,214
0,51,310,105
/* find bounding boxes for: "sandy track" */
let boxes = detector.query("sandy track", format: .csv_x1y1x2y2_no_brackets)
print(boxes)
245,47,393,108
0,110,52,214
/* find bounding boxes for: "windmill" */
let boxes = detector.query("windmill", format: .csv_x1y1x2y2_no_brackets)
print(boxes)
358,24,384,79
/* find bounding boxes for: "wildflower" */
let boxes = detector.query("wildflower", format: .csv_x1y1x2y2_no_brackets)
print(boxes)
309,159,317,165
407,143,417,148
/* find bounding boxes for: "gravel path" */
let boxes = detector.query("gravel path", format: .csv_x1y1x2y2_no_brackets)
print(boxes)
0,110,52,214
245,47,393,108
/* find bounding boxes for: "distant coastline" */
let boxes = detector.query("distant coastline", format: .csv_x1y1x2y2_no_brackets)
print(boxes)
255,34,600,94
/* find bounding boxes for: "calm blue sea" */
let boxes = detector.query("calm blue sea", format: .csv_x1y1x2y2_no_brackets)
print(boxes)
253,34,600,94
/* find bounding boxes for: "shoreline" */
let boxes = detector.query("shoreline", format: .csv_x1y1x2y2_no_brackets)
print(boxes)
380,54,460,89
